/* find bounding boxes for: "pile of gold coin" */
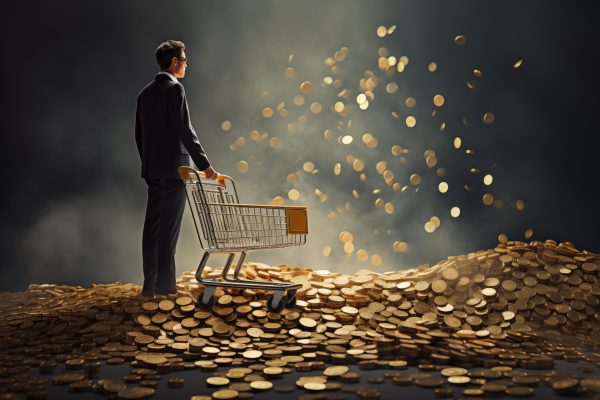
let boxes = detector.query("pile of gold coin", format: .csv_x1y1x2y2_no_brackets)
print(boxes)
0,239,599,398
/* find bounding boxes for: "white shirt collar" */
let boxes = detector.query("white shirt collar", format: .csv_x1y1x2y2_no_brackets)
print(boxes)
158,71,178,82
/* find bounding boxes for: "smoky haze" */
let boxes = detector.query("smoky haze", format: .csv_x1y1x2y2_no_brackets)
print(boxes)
0,0,598,291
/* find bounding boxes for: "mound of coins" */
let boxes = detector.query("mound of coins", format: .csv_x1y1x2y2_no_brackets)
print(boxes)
0,238,598,398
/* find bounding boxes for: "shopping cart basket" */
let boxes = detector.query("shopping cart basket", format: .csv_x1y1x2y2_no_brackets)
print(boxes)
178,166,308,312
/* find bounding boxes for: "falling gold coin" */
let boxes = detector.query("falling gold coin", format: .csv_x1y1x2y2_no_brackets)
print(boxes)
287,173,297,184
450,206,461,218
454,137,462,149
483,174,493,185
300,81,313,94
424,221,435,233
284,66,295,77
393,241,408,253
288,189,300,201
236,161,249,174
454,35,466,45
371,254,382,266
384,202,394,214
303,161,315,173
386,82,398,94
482,193,494,206
262,107,274,119
356,249,368,261
334,163,341,175
433,94,445,107
438,182,448,193
483,112,495,123
352,159,364,172
310,102,322,113
221,120,232,131
516,199,525,210
341,135,353,144
405,115,417,128
409,173,421,185
271,196,284,205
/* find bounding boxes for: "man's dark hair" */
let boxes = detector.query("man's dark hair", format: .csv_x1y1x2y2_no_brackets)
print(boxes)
156,40,185,70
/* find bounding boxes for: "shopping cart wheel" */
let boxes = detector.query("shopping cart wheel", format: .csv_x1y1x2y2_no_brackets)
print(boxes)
285,291,297,308
197,291,215,310
266,293,285,313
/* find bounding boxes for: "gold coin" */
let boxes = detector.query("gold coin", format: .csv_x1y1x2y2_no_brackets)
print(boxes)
263,367,283,376
482,383,508,393
442,268,458,280
506,386,534,396
552,379,579,391
207,377,230,386
448,376,471,384
158,299,174,311
168,378,185,388
304,381,326,391
454,34,466,45
141,302,158,311
300,81,313,94
52,373,86,385
299,317,317,329
250,380,273,390
137,354,167,365
323,365,349,376
242,350,262,359
580,379,600,393
444,315,461,328
212,389,239,399
236,160,249,173
134,335,154,345
441,368,468,377
389,360,407,369
431,280,447,293
116,387,156,399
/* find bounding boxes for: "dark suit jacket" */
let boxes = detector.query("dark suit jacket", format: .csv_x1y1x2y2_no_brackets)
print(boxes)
135,73,211,179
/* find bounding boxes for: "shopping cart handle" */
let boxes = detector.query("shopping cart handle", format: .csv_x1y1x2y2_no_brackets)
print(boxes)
178,166,231,186
198,171,232,183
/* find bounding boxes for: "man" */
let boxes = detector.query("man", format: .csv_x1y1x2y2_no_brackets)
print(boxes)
135,39,219,298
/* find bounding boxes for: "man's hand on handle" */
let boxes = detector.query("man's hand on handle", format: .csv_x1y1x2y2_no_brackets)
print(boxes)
202,166,219,180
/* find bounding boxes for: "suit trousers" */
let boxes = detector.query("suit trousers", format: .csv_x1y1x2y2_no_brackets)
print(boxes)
142,177,186,293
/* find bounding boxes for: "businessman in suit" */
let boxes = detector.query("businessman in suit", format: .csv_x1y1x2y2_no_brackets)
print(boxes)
135,39,219,298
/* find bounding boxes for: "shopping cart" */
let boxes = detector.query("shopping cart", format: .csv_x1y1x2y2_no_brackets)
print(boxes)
178,166,308,312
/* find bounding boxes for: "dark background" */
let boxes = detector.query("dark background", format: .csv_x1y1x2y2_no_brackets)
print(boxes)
1,0,598,291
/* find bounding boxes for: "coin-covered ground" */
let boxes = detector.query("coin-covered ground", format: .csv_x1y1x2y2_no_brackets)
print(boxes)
1,238,600,399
